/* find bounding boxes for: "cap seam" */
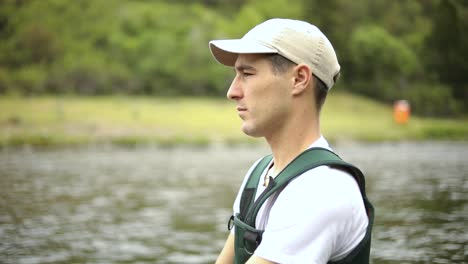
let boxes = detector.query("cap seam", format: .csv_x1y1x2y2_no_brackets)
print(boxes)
313,37,328,87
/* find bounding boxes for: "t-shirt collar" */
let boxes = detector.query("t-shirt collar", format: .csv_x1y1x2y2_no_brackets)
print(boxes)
307,135,332,151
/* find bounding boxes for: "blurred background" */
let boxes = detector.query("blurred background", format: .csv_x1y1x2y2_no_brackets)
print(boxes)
0,0,467,263
0,0,467,114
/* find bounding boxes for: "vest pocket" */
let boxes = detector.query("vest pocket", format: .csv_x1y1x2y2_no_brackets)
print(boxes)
233,213,264,264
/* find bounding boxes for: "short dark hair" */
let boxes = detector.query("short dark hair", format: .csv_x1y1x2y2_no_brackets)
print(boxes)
266,54,328,111
313,75,328,112
265,54,296,74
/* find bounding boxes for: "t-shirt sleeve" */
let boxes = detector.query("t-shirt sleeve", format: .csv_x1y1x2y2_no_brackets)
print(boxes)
254,167,368,264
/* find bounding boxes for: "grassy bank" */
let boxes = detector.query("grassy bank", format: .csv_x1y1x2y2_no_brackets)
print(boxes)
1,93,467,147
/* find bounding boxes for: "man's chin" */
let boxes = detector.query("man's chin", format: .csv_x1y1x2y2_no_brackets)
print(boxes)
241,124,263,138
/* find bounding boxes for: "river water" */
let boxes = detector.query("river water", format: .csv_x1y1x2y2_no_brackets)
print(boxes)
0,142,466,263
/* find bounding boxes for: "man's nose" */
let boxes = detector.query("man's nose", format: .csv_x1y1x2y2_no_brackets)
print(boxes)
227,75,243,100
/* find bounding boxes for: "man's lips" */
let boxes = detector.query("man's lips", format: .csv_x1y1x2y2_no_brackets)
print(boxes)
236,107,247,119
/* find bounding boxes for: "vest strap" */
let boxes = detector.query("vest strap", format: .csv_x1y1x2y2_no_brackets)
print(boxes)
239,155,272,221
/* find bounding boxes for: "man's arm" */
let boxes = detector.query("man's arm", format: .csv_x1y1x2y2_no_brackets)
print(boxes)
215,233,235,264
246,255,276,264
216,232,336,264
215,233,276,264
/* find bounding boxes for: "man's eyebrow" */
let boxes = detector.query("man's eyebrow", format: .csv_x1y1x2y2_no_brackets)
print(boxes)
234,64,256,72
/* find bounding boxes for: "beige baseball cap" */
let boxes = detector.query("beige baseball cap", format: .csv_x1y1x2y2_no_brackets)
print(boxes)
209,18,340,89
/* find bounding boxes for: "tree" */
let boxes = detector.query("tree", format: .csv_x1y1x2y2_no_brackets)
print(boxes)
425,0,468,110
349,25,419,101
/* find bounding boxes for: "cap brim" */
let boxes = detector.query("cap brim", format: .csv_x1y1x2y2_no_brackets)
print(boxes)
209,39,278,66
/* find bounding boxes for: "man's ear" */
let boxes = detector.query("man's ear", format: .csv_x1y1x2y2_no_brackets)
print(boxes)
291,64,312,96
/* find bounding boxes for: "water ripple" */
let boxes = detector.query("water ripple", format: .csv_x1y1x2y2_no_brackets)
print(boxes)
1,142,467,263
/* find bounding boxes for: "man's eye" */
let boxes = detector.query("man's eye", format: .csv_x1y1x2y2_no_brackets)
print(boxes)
243,72,253,76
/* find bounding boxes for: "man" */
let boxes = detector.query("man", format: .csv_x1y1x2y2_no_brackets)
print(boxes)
209,18,374,264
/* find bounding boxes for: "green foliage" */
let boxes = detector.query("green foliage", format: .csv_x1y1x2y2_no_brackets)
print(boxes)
349,25,420,100
13,65,47,95
403,83,460,117
0,68,11,94
425,0,468,111
0,0,465,116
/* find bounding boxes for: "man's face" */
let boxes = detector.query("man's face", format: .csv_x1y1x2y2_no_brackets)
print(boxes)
227,54,294,138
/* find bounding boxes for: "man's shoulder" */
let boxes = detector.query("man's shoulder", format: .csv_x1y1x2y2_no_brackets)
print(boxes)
278,165,363,208
268,165,366,227
293,165,356,185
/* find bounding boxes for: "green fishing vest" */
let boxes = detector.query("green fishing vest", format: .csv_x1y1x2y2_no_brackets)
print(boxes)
229,147,374,264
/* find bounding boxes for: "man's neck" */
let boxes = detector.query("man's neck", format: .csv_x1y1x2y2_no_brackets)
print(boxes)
265,117,321,175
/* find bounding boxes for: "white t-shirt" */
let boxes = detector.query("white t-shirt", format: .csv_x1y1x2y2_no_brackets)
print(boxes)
231,136,368,264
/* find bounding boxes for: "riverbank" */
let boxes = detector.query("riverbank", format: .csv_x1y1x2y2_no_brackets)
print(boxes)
1,93,467,147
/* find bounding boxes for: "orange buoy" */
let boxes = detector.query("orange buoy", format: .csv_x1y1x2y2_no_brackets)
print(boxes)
393,100,410,124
